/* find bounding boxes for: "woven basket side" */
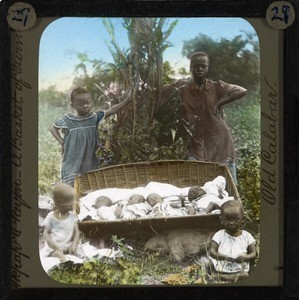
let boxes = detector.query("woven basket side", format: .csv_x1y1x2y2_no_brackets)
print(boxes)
75,160,239,199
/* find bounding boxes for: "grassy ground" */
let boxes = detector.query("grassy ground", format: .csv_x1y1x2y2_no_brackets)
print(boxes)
41,231,259,286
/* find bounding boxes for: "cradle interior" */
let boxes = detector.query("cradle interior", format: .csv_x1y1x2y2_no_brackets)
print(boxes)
74,160,240,236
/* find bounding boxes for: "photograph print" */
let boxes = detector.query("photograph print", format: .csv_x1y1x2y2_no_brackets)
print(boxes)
38,17,261,286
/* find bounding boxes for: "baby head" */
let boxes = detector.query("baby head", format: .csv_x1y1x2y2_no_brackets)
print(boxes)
188,186,206,201
93,196,113,209
52,182,75,214
220,200,245,235
128,194,145,205
146,193,163,207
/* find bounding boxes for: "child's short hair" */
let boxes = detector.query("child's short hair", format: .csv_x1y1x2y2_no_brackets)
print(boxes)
188,186,206,201
70,87,90,103
220,200,244,215
128,194,145,205
93,196,113,208
189,52,209,63
146,193,163,207
52,182,74,204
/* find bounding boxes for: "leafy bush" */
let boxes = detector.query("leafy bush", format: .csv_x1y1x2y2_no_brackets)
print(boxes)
225,92,261,227
237,146,261,227
49,257,141,285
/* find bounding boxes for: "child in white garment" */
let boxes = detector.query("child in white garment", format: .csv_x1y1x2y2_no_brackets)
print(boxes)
42,183,83,261
188,176,232,214
147,193,194,217
93,196,122,220
120,194,152,219
209,200,256,282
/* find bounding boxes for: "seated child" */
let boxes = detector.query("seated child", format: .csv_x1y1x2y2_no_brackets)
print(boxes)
209,200,256,282
42,182,83,261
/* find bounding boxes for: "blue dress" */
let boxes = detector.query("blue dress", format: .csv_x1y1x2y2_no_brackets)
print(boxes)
53,111,105,185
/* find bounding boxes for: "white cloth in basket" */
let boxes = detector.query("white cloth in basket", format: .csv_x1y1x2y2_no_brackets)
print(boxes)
77,180,232,221
96,203,120,221
120,202,152,220
201,176,228,198
78,182,191,221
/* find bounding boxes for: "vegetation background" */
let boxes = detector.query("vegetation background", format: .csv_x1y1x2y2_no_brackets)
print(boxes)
39,18,260,284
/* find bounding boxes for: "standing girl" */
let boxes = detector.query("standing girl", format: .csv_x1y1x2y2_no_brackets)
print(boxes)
49,87,130,186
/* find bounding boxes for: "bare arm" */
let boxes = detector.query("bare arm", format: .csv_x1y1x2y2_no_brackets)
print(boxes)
67,222,80,254
104,97,131,118
235,243,257,263
49,124,64,145
209,240,234,261
43,227,61,252
214,85,247,114
49,124,64,154
44,227,66,260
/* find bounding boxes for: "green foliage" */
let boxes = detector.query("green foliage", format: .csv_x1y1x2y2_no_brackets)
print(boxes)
72,52,115,110
39,86,68,108
38,104,65,194
48,235,182,285
96,119,115,167
49,256,141,285
162,61,176,83
225,92,260,150
100,18,188,163
224,92,261,224
111,111,188,163
237,147,261,223
110,235,134,257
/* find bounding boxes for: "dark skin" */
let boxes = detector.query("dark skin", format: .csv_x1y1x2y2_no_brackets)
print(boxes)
209,207,256,263
190,55,247,116
43,197,80,261
49,92,131,154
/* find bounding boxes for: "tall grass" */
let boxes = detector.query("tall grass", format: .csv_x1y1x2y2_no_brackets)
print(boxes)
38,104,64,194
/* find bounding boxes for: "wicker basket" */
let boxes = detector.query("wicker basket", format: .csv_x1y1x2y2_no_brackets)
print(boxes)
74,160,240,237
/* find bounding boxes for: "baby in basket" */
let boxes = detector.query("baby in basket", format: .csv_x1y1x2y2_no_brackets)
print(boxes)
147,193,195,218
92,196,123,220
93,194,153,220
188,176,234,214
98,192,196,220
120,194,152,219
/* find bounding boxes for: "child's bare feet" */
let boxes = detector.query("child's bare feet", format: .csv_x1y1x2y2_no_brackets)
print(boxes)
219,271,249,282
